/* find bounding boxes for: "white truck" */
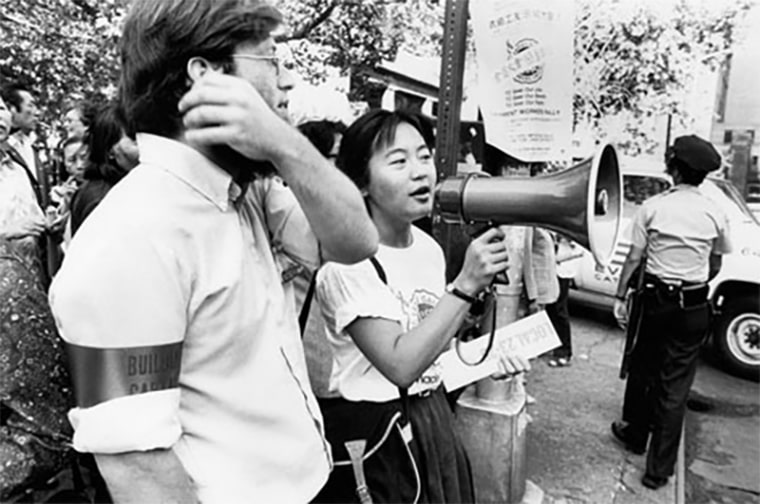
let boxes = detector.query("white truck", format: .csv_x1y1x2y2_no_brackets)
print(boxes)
569,158,760,381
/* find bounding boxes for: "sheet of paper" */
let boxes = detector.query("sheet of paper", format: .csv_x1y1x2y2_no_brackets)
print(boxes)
440,311,561,391
469,0,574,162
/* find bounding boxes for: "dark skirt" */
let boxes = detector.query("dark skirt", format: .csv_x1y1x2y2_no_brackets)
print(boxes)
407,388,474,504
315,387,473,504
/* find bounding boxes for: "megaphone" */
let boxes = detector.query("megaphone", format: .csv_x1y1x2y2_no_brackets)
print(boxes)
435,144,623,266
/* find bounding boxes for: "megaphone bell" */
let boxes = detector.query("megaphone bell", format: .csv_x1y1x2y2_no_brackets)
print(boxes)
435,144,623,266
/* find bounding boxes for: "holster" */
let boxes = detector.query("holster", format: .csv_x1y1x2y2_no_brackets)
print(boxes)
644,275,708,309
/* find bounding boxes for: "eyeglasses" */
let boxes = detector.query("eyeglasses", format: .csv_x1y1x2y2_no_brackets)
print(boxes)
232,54,281,75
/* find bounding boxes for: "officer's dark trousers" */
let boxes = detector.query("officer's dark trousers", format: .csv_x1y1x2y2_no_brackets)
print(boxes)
621,283,710,479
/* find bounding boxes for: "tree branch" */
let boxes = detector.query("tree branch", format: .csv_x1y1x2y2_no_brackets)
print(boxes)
286,0,341,41
0,11,42,33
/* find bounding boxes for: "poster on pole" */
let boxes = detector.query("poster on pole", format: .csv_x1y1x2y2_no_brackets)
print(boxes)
470,0,574,163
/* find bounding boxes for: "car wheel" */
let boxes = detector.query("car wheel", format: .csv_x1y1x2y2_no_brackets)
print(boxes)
713,297,760,381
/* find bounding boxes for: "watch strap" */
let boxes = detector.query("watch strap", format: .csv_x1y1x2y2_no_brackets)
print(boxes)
446,283,477,304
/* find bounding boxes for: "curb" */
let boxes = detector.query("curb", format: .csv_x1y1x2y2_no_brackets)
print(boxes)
676,427,685,504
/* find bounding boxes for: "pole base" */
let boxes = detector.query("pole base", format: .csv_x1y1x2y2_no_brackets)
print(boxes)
455,382,529,503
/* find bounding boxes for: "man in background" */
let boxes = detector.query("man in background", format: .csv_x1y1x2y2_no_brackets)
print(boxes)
2,84,40,181
612,135,731,490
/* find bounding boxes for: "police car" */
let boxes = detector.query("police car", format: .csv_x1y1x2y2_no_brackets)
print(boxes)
569,157,760,381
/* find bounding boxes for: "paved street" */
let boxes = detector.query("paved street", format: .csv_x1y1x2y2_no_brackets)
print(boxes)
525,304,675,504
524,303,759,504
685,352,760,503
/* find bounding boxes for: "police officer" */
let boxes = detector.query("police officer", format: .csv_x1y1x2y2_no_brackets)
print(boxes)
610,135,732,490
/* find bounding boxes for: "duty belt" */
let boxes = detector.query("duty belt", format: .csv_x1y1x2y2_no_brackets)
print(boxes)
643,274,708,309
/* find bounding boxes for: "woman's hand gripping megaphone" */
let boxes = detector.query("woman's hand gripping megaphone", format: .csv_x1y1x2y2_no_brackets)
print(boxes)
453,226,510,298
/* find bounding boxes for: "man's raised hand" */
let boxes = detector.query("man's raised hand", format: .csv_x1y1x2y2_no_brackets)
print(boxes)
178,72,291,162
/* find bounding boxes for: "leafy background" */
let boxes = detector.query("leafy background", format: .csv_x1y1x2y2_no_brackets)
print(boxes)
0,0,752,155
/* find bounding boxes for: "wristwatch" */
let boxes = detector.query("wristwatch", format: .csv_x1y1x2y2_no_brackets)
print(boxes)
445,283,477,304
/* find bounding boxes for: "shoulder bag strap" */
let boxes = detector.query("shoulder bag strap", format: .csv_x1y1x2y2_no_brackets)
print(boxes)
299,255,388,336
299,271,319,335
303,255,410,415
368,257,410,418
368,256,387,284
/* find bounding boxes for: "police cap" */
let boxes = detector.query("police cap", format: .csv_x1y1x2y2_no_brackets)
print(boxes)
668,135,721,173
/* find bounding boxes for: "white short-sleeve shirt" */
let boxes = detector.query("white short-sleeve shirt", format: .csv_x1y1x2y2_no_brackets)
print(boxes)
316,226,446,402
629,184,732,283
49,134,330,503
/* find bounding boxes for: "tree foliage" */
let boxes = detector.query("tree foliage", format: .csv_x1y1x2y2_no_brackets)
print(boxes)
573,0,752,154
0,0,752,152
275,0,442,102
0,0,124,133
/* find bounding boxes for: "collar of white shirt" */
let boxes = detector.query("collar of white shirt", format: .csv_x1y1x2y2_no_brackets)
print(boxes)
136,133,243,212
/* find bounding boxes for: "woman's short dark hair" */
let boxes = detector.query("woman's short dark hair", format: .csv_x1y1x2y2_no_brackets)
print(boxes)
298,120,347,158
118,0,282,139
667,157,706,186
66,100,99,131
337,109,434,190
84,103,128,184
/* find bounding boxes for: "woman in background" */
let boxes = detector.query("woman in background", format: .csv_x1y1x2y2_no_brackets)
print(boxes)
69,102,138,236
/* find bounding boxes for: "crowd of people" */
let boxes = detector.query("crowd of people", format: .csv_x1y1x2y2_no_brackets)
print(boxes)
0,0,731,502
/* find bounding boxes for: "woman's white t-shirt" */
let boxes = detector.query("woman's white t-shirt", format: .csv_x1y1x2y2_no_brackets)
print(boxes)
316,226,446,402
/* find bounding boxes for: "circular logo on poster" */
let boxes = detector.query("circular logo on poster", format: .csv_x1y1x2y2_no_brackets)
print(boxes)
508,38,544,85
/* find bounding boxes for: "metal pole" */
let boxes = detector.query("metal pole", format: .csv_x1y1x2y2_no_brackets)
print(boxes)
433,0,470,283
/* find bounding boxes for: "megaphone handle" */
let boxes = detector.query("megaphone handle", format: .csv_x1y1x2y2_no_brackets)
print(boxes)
494,271,510,285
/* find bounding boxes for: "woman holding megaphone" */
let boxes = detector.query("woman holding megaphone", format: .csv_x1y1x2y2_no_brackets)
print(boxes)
311,108,530,503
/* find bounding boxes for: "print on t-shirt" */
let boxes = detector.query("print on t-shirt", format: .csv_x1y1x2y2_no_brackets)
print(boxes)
395,287,442,392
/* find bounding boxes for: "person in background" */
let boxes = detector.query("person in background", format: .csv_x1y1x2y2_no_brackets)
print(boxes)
611,135,731,490
297,119,346,168
48,0,377,502
1,84,40,181
2,85,67,281
0,94,47,272
48,137,86,213
314,109,530,502
62,101,98,142
0,89,74,503
295,118,347,397
545,235,582,367
69,101,139,236
61,137,88,181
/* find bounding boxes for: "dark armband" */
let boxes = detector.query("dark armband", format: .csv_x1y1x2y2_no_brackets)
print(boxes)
65,341,183,408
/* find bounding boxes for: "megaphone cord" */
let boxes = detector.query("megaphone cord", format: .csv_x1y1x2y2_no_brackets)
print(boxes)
454,292,497,366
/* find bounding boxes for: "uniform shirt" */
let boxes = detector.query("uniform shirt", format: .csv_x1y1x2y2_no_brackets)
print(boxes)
316,226,445,401
49,134,330,503
629,184,732,283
